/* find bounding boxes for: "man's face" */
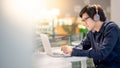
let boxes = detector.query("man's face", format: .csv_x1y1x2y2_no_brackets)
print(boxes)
81,13,95,31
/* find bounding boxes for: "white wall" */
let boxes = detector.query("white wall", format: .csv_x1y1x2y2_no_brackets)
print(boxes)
111,0,120,26
0,0,35,68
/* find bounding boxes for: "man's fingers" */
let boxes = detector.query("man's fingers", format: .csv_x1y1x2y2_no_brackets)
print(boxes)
61,46,65,51
61,45,71,54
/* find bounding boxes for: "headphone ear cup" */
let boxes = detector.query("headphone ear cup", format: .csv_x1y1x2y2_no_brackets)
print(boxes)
94,14,100,21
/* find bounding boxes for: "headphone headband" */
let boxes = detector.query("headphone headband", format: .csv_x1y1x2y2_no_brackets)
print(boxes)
94,5,100,21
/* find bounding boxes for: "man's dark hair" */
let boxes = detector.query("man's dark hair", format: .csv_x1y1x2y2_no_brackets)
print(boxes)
79,4,106,22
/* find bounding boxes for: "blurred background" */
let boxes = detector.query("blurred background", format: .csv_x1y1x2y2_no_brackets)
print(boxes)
0,0,120,68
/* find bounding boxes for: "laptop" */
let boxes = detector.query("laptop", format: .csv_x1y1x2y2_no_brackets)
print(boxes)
40,34,70,57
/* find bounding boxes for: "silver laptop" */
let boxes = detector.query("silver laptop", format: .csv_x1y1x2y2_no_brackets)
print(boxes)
40,34,70,57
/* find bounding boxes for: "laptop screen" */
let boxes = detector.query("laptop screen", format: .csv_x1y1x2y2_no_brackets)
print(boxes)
40,34,52,55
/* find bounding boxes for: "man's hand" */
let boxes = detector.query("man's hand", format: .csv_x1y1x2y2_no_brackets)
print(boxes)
61,45,73,55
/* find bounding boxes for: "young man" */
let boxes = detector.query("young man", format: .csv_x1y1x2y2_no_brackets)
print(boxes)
61,4,120,68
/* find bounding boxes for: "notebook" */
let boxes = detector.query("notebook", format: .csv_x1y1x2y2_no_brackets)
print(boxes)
40,34,70,57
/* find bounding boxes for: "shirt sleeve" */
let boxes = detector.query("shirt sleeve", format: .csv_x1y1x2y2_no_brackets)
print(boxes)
71,24,119,61
74,31,91,50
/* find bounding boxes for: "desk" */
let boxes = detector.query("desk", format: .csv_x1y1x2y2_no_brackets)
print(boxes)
34,52,72,68
71,41,81,46
34,52,88,68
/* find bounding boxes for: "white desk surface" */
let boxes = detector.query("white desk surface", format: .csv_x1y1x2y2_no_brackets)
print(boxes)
34,52,71,68
34,52,88,68
71,41,81,46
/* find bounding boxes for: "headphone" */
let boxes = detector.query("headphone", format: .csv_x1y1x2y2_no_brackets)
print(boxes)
93,5,100,21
